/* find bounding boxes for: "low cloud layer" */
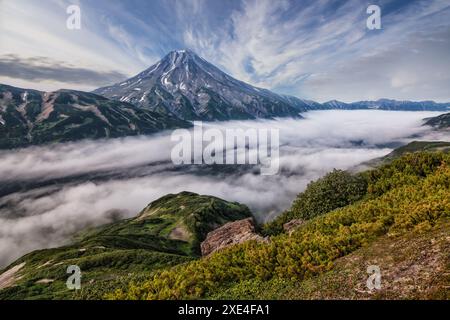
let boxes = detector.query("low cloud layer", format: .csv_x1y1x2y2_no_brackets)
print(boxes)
0,110,447,267
0,54,127,86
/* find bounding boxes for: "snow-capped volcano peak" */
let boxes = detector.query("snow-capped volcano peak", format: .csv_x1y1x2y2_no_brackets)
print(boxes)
133,50,195,82
93,50,450,120
94,50,302,120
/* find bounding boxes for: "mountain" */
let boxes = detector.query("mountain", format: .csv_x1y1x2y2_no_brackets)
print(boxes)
352,99,450,111
322,99,450,111
321,100,353,109
423,112,450,129
94,49,449,118
0,84,190,149
280,95,324,110
0,192,251,299
2,50,449,150
93,50,303,120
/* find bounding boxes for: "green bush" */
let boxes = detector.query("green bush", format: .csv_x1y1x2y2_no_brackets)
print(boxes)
263,169,367,235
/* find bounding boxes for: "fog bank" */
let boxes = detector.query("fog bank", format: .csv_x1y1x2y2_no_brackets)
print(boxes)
0,110,447,267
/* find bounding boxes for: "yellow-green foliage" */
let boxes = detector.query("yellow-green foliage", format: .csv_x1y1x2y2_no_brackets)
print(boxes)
108,152,450,300
263,169,367,235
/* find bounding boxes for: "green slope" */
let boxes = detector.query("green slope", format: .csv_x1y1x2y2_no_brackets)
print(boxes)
108,152,450,300
0,192,251,300
363,140,450,168
213,220,450,300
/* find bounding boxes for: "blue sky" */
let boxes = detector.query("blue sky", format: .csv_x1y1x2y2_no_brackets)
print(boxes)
0,0,449,102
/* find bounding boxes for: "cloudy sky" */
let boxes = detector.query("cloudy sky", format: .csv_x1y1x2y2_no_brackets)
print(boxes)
0,0,449,102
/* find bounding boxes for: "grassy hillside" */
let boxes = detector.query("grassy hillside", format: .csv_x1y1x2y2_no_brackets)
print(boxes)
0,192,251,300
107,152,450,300
385,141,450,157
213,219,450,300
363,141,450,168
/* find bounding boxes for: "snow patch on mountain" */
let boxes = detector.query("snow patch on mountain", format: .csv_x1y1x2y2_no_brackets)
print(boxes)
94,50,303,120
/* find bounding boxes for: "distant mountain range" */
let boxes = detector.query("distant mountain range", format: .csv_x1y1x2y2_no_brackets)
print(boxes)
321,99,450,111
1,49,449,149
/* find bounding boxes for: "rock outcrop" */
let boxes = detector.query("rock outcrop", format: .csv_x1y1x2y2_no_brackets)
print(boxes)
200,218,266,256
283,219,305,235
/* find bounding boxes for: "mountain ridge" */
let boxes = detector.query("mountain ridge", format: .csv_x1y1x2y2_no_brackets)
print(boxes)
423,112,450,129
321,98,450,111
0,83,191,149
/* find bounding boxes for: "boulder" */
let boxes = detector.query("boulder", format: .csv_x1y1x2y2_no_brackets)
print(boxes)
283,219,305,235
200,218,265,256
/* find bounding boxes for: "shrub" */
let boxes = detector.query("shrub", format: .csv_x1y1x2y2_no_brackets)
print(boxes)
263,169,367,235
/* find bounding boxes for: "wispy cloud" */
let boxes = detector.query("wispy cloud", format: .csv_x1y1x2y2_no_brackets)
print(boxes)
185,0,450,102
0,0,449,100
0,0,147,91
0,54,127,86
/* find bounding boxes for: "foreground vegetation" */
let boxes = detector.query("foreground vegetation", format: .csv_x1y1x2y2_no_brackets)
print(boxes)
108,152,449,299
0,150,449,300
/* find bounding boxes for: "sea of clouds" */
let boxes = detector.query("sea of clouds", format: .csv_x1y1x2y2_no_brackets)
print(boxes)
0,110,447,267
